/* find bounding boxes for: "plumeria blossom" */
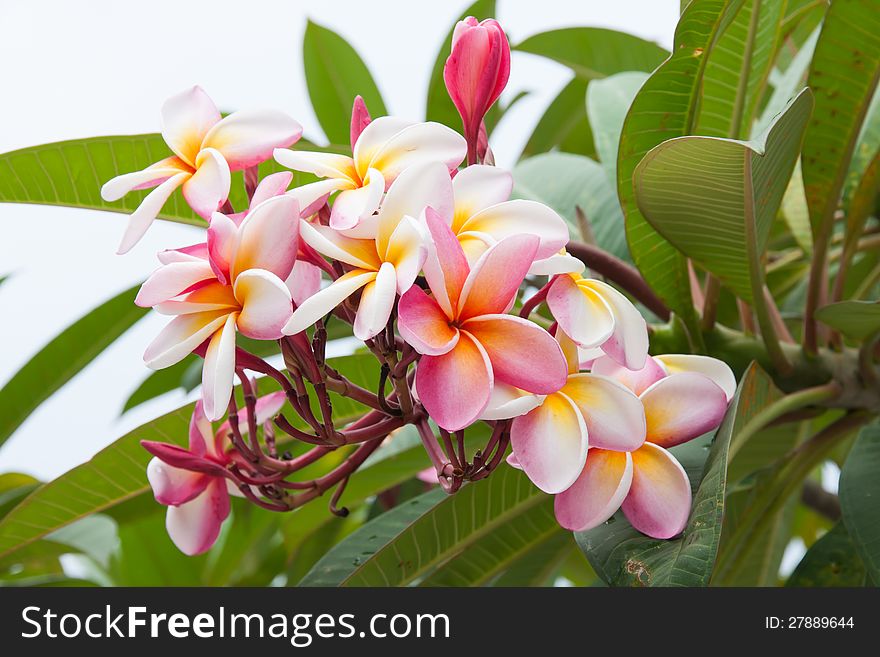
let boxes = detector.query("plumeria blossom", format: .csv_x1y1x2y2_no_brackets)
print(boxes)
438,164,570,269
101,86,302,254
547,271,649,370
138,195,300,420
398,209,567,431
274,115,465,233
508,330,646,494
551,353,735,539
444,17,510,160
283,161,453,341
142,393,285,555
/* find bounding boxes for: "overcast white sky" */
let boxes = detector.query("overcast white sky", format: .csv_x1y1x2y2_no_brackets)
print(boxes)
0,0,678,480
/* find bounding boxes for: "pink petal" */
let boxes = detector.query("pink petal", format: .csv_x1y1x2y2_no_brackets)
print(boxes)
285,260,322,306
546,274,614,349
461,200,569,260
562,373,646,452
207,212,239,285
188,399,212,456
353,262,397,340
249,171,293,209
351,116,413,170
422,206,470,317
641,372,729,448
329,169,385,231
273,149,358,181
583,279,648,370
117,172,190,254
654,354,736,402
202,109,303,171
233,194,300,281
141,441,227,477
165,478,230,555
416,331,492,431
160,86,221,167
510,392,588,494
350,95,372,152
234,269,293,340
480,383,544,420
182,148,231,219
463,314,567,394
398,285,460,356
451,164,513,221
101,156,191,202
621,443,691,539
158,242,208,265
201,313,238,421
146,457,210,506
383,215,427,294
144,310,231,369
136,260,215,308
283,269,375,335
554,449,633,532
287,178,349,218
458,235,538,320
591,355,666,396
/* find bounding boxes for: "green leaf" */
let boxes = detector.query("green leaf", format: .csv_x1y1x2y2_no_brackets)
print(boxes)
695,0,786,140
634,88,813,303
0,134,326,225
299,466,547,586
756,27,820,135
780,159,814,254
787,521,867,587
514,28,667,82
814,300,880,339
586,72,649,184
0,353,377,561
513,153,630,260
490,530,575,586
0,473,40,519
521,78,595,159
801,0,880,241
576,362,769,587
0,284,147,448
425,0,496,129
303,20,388,145
618,0,742,338
839,422,880,584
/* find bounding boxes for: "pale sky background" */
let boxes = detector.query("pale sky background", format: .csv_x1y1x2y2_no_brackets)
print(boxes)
0,0,679,480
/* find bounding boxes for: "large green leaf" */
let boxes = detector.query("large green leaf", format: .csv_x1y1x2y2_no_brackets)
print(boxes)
513,153,629,260
424,0,496,130
617,0,742,337
786,521,867,587
303,20,388,145
299,466,548,586
839,422,880,584
521,78,595,160
801,0,880,242
576,363,767,587
0,284,147,448
756,27,820,135
695,0,786,140
814,300,880,339
514,28,667,81
586,72,649,185
490,530,575,586
0,353,377,561
634,88,813,302
0,134,322,225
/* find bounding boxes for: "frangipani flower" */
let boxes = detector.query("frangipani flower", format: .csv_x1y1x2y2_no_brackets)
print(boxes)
444,164,570,268
102,86,302,254
547,271,649,370
398,208,567,431
508,330,646,494
138,195,300,420
142,393,285,555
274,116,465,233
283,162,452,340
444,17,510,160
553,353,734,539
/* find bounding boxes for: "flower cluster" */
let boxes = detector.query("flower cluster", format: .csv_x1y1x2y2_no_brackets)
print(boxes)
105,16,734,554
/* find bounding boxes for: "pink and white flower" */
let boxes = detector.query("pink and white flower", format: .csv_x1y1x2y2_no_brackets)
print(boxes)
137,195,300,420
274,116,465,233
102,86,302,254
397,208,568,431
142,393,285,555
552,353,734,539
283,161,453,340
546,272,649,370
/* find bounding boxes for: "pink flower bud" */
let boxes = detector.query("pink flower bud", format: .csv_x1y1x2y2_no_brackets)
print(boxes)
443,16,510,163
349,95,372,152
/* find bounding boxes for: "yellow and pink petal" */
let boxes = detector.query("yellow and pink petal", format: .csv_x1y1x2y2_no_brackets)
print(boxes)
554,449,633,532
398,286,460,356
591,354,666,396
458,234,538,320
561,373,646,452
621,443,691,539
654,354,736,402
201,109,302,171
641,372,728,448
546,274,615,349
